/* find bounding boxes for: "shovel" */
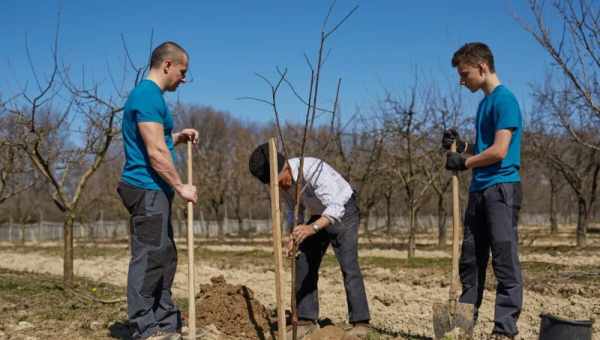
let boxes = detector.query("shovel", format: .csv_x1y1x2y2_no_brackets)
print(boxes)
432,142,475,339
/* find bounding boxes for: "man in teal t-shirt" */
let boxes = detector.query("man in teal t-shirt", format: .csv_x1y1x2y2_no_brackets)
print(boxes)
442,42,523,340
117,41,198,340
121,78,177,194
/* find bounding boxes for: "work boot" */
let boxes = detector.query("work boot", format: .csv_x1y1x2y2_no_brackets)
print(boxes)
345,321,370,339
285,319,318,339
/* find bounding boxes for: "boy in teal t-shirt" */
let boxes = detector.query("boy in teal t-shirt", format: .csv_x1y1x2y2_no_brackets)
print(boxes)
470,84,522,192
442,42,523,340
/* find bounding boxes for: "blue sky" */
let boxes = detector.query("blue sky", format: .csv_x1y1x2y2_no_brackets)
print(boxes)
1,1,556,125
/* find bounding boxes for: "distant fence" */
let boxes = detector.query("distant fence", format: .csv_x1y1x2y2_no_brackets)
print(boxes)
0,213,579,242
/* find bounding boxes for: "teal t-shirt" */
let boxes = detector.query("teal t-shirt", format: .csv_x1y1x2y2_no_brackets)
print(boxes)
120,79,176,194
470,85,522,192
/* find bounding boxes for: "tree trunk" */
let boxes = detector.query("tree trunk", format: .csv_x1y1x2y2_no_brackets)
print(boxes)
437,195,447,247
20,223,26,245
408,206,416,259
363,207,372,235
576,198,588,246
176,206,185,238
234,195,243,234
385,194,393,235
199,209,207,237
210,203,223,238
222,202,228,238
63,212,75,288
549,177,558,234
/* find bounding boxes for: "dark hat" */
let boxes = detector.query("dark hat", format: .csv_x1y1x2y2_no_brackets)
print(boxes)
249,142,285,184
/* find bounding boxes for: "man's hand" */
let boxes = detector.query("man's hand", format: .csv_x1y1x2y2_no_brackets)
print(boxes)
175,183,197,203
285,237,295,257
292,224,317,246
442,128,467,153
175,128,199,145
446,152,468,171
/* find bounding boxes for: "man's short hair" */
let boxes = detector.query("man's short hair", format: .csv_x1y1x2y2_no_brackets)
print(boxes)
150,41,188,69
249,143,285,184
452,42,495,73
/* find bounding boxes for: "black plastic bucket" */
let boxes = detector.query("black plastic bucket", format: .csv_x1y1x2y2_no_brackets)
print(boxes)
539,313,593,340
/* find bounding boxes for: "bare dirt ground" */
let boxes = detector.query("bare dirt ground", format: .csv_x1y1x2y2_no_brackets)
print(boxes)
0,224,598,339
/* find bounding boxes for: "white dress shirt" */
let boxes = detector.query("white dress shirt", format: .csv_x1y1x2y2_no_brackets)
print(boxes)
282,157,354,228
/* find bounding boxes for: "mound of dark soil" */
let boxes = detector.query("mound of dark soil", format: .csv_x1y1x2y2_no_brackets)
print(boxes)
195,275,273,339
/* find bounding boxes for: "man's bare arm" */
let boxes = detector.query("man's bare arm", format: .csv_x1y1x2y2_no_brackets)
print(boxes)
465,129,512,169
139,122,197,202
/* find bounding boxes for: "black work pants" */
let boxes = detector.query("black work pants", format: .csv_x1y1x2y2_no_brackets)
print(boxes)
295,196,370,323
459,182,523,336
117,182,181,339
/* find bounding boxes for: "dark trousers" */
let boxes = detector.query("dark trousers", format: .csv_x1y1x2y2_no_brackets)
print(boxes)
295,197,370,323
117,182,181,339
459,182,523,336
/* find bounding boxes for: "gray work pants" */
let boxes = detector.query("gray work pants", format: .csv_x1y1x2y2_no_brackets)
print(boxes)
295,196,370,323
117,182,181,339
459,182,523,337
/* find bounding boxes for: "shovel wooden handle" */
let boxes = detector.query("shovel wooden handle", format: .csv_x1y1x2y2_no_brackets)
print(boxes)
187,140,196,339
269,138,286,340
449,142,461,302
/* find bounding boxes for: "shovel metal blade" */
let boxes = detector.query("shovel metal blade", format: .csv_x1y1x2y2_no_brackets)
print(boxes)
432,301,475,339
453,302,475,334
433,302,451,339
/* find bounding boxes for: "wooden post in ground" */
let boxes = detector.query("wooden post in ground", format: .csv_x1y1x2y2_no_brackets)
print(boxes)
269,138,286,340
187,140,196,339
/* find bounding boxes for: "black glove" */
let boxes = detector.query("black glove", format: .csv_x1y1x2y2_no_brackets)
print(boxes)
446,152,468,171
442,128,467,153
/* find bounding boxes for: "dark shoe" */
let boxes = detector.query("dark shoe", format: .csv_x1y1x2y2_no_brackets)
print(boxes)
286,320,318,339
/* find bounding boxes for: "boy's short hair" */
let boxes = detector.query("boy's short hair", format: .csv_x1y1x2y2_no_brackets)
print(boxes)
248,143,285,184
452,42,496,73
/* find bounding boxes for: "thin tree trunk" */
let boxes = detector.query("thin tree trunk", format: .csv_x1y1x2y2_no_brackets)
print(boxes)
385,194,393,235
437,195,447,246
64,212,75,288
408,205,416,258
177,206,185,238
235,196,243,234
20,223,26,245
549,176,558,234
199,209,207,237
363,207,372,235
576,198,588,246
223,202,228,237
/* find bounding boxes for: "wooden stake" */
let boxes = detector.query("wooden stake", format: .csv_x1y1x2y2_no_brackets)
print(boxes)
269,138,287,340
187,140,196,339
450,141,460,339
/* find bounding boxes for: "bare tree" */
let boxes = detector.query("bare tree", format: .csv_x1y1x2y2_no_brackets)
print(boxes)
5,23,135,287
175,105,237,237
516,0,600,150
335,118,386,235
380,82,436,258
425,85,467,246
530,84,600,246
0,121,35,205
243,2,358,336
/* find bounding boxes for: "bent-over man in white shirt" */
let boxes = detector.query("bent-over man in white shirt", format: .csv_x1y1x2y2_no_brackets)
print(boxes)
248,143,370,339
